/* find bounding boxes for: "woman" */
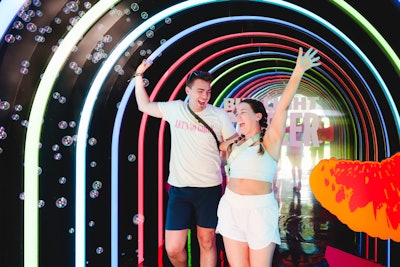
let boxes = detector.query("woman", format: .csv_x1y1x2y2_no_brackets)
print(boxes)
216,47,320,267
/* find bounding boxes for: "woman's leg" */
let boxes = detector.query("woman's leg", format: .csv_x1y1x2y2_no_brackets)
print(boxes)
223,236,250,267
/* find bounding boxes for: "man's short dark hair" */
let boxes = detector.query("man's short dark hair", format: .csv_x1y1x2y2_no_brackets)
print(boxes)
186,70,213,87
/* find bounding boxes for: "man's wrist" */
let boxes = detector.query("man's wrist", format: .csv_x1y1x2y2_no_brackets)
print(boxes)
134,72,143,77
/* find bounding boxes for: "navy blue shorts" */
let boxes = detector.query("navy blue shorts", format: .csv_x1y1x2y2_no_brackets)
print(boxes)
165,185,222,230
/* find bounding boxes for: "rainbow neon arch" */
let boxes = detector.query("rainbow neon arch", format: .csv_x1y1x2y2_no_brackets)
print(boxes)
0,0,398,267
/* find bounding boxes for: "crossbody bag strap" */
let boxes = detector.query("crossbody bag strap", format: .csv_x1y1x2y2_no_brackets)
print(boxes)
225,133,260,176
187,104,220,148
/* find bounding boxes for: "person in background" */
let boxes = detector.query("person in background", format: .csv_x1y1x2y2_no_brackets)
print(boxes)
133,60,237,267
310,118,325,170
216,47,320,267
287,119,304,192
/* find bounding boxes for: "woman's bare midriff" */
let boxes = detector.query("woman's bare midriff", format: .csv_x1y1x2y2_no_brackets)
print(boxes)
227,178,272,195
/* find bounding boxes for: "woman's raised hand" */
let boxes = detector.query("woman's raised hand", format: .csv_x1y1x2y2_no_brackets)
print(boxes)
297,47,321,72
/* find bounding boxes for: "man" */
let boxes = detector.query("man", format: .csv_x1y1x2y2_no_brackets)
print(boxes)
134,59,237,266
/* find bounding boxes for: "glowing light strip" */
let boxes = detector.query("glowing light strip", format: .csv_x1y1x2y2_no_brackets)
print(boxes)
331,0,400,75
14,0,397,265
111,78,136,267
0,0,26,40
23,1,120,267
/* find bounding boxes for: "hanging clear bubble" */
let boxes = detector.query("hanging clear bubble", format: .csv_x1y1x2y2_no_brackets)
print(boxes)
131,3,139,11
103,34,112,43
13,21,24,30
96,247,104,254
92,181,102,190
63,7,71,14
143,78,149,87
11,114,20,121
62,135,74,146
20,67,29,75
38,27,46,34
139,49,146,56
14,104,23,111
74,67,82,75
84,2,92,9
54,17,62,24
165,17,172,24
66,1,79,12
89,190,99,199
145,30,154,38
55,197,68,208
4,34,16,43
53,152,62,160
21,120,29,127
27,10,36,17
127,154,136,162
38,199,45,208
21,13,31,23
34,35,45,43
88,137,97,146
58,96,67,104
58,120,68,129
132,214,145,225
59,177,67,184
53,92,61,99
32,1,41,7
0,131,7,140
69,121,76,128
124,8,131,15
141,12,148,19
0,101,10,110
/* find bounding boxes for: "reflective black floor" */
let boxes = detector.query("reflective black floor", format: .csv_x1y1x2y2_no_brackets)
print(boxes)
273,166,334,267
269,146,354,267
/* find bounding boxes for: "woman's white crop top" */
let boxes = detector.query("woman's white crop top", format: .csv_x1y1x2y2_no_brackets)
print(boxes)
229,145,277,183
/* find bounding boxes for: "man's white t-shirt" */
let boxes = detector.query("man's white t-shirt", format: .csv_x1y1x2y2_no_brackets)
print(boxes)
158,100,236,187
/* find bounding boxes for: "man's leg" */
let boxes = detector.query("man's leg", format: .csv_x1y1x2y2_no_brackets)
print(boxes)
196,226,217,267
165,229,189,267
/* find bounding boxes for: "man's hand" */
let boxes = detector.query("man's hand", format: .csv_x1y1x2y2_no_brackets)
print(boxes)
135,59,153,76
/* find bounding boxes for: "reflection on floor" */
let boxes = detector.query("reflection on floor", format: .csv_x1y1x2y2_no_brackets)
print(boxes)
268,143,357,267
273,167,333,267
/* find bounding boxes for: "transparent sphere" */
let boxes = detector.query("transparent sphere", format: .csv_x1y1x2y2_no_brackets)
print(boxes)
55,197,68,208
132,214,145,225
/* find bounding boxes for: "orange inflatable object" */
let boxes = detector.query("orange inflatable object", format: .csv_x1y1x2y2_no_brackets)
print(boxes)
310,152,400,242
